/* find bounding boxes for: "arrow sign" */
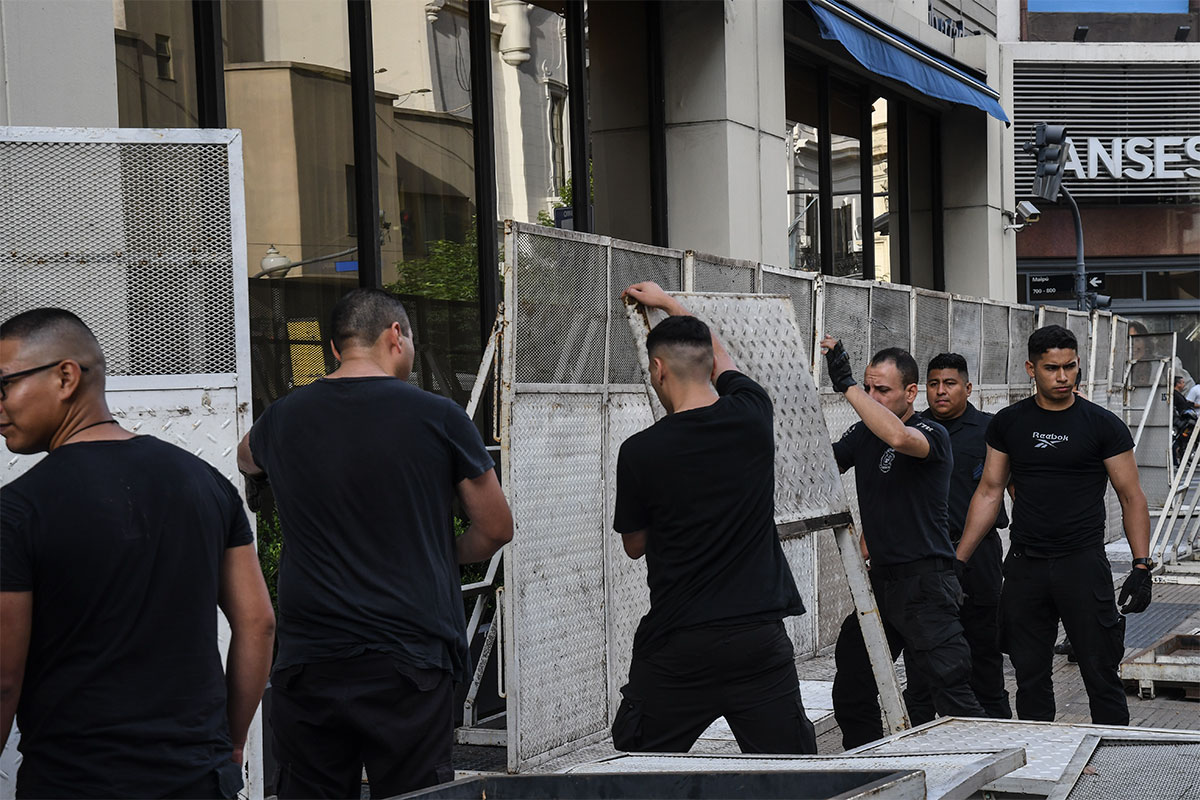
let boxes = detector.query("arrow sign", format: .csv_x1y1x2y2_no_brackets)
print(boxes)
1087,274,1105,291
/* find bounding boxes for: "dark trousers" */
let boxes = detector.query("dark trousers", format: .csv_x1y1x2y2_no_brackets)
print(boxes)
905,536,1011,722
612,620,817,755
270,651,454,799
833,563,985,750
999,545,1129,725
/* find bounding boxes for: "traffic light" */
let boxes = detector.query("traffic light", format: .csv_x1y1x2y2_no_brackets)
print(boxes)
1031,123,1069,203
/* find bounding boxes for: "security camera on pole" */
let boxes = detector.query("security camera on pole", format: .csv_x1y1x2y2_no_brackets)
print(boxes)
1023,123,1111,312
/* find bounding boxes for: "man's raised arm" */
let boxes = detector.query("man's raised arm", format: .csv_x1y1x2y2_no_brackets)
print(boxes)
623,282,736,380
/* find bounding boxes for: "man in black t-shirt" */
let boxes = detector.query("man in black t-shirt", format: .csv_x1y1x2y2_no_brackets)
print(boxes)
238,289,513,798
610,281,816,756
904,353,1011,723
821,338,984,749
0,308,275,799
957,325,1151,725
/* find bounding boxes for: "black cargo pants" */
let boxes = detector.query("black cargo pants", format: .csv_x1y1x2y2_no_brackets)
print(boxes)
612,620,817,755
905,533,1012,722
999,544,1129,725
833,558,985,750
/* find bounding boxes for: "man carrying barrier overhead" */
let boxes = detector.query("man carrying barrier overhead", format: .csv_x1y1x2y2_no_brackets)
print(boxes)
956,324,1152,725
610,281,818,756
821,336,985,749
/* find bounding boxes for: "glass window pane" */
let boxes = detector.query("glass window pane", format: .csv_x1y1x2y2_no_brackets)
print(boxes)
1105,272,1144,299
830,87,863,279
787,121,821,272
908,108,936,289
1146,270,1200,301
870,97,891,281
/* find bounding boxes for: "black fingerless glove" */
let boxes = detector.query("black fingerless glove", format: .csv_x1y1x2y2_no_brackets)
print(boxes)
242,471,274,515
824,340,857,393
1118,567,1152,614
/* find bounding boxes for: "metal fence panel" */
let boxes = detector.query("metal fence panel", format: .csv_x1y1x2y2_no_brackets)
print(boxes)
1067,311,1091,384
1093,312,1113,386
1041,306,1068,331
692,253,757,293
762,267,816,357
608,243,684,385
950,299,983,383
870,284,912,356
508,392,609,768
513,230,607,384
980,304,1010,385
822,278,872,390
914,290,951,381
603,392,654,719
1008,307,1036,384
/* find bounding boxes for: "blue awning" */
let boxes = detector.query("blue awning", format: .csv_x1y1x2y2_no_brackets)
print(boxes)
808,0,1010,124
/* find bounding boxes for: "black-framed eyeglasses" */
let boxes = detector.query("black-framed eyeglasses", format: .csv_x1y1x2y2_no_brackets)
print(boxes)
0,361,88,400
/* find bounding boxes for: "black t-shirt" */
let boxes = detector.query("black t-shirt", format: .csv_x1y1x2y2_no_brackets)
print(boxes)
921,403,1009,541
249,376,494,680
832,413,956,567
986,395,1133,554
612,371,804,657
0,437,252,797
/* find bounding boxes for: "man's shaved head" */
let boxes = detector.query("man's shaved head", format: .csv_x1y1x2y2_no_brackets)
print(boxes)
646,315,714,382
0,308,105,374
330,289,412,352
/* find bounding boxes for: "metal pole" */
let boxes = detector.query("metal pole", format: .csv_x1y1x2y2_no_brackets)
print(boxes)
348,0,382,289
468,0,500,345
1062,186,1087,311
646,0,668,247
566,0,591,232
191,0,226,128
818,68,834,276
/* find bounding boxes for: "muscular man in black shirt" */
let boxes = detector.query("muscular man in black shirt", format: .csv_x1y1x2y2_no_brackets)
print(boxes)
822,338,984,749
957,325,1152,725
904,353,1012,723
1,309,275,798
611,282,816,755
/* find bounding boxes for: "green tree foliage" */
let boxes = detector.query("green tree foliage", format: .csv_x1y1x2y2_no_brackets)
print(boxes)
386,223,479,302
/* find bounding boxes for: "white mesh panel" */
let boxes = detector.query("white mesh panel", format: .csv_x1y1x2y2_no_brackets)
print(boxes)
870,285,912,355
950,299,983,383
914,290,950,379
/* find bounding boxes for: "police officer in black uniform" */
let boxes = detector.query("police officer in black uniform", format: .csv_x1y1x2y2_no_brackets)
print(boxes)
822,338,984,750
957,325,1152,724
904,353,1012,723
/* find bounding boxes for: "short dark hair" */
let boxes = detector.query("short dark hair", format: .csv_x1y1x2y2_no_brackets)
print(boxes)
646,315,712,357
330,289,411,351
1,307,91,342
1176,375,1187,386
870,347,919,388
927,352,969,381
1028,325,1077,362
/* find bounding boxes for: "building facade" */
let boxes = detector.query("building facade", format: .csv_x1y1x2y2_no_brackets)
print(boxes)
999,0,1200,378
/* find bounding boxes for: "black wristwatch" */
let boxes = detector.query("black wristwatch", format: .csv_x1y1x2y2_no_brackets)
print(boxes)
1132,557,1155,570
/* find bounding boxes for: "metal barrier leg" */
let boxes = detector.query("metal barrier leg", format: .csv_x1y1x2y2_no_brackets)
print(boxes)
833,524,909,735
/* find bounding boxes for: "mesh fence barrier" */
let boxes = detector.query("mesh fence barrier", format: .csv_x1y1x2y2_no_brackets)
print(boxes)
914,291,951,377
870,285,912,355
1,141,236,375
822,279,871,390
693,254,756,293
980,304,1010,385
608,244,684,384
950,299,983,383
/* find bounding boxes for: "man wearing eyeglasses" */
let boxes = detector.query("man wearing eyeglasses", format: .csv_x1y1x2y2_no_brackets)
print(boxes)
0,308,276,799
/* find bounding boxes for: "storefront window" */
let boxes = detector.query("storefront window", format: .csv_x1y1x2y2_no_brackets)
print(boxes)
1146,270,1200,301
870,97,891,281
830,86,864,279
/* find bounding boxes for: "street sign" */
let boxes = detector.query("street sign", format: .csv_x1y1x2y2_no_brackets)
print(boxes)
1029,272,1105,300
1029,274,1074,300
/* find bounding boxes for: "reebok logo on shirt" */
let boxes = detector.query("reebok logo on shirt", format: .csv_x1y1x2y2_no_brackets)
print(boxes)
1032,431,1068,449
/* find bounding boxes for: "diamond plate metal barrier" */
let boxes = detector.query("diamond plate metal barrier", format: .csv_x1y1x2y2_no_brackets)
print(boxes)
950,299,983,384
0,128,256,797
870,285,912,355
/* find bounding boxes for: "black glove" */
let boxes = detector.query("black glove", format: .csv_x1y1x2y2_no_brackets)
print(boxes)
242,471,274,515
824,340,857,393
1118,567,1152,614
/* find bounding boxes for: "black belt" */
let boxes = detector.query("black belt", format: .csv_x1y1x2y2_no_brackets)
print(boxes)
871,556,955,580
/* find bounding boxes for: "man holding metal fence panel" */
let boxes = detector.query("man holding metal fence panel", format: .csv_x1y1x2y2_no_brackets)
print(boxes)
238,289,513,798
903,353,1012,723
956,324,1152,725
610,281,817,756
821,337,985,749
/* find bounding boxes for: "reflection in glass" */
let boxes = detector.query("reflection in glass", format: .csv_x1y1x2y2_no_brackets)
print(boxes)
788,122,821,272
871,98,891,281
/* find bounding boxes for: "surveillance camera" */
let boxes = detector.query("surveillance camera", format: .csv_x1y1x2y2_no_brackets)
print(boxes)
1016,200,1041,223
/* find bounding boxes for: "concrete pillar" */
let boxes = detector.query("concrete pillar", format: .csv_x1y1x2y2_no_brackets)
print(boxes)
0,0,119,126
662,0,787,265
941,37,1015,302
